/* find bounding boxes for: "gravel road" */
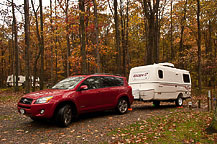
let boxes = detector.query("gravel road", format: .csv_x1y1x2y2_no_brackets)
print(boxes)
0,101,182,144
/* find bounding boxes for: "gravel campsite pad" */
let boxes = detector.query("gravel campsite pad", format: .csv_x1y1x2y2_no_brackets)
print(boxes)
0,100,184,144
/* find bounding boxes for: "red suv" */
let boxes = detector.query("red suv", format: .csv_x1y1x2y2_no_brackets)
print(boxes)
17,74,133,127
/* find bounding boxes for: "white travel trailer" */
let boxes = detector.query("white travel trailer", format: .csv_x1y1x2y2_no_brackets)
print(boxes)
7,75,40,87
128,63,191,106
7,75,25,86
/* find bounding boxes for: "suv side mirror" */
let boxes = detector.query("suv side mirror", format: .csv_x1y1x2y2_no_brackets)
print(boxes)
80,85,88,91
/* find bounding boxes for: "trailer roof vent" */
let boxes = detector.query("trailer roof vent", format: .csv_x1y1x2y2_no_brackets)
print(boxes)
158,63,174,68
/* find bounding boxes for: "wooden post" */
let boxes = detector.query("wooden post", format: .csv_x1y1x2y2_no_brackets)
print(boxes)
188,101,192,110
208,90,211,111
211,89,213,110
198,100,201,108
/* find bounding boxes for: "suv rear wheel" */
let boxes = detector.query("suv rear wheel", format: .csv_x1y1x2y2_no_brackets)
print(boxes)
116,98,129,114
56,105,72,127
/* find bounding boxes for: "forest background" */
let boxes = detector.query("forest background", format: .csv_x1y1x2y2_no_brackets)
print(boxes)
0,0,216,94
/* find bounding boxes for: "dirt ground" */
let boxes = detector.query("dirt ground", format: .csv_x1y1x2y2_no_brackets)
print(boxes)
0,98,193,144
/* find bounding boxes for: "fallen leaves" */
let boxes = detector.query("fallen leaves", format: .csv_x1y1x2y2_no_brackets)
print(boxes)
110,109,215,143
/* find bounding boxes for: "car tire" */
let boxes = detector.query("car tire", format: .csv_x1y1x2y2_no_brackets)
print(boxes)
175,96,183,106
56,105,72,127
153,101,160,107
116,98,129,114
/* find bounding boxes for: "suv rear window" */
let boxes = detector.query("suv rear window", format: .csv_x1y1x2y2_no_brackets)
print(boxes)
183,74,190,83
101,76,124,87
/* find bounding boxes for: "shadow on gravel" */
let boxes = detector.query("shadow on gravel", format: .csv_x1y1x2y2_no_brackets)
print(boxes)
23,111,118,129
77,110,116,122
132,104,177,111
27,119,58,129
23,104,179,128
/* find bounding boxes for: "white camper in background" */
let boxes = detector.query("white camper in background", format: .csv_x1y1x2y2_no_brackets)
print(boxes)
7,75,25,86
128,63,191,106
7,75,40,87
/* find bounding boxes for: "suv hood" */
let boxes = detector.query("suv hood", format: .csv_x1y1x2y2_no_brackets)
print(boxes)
22,89,72,99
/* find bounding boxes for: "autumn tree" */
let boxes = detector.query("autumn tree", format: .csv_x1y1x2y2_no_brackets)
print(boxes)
24,0,30,93
197,0,202,93
142,0,160,64
79,0,87,74
0,0,216,94
12,0,19,91
179,0,188,68
39,0,44,90
57,0,70,77
170,0,174,61
114,0,121,74
93,0,100,73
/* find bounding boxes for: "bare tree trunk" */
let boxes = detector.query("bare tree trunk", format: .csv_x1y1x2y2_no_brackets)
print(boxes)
114,0,121,74
126,0,130,73
12,0,19,92
79,0,86,74
65,0,70,77
24,0,30,93
39,0,44,90
120,0,126,76
197,0,202,93
93,0,100,73
50,0,54,84
142,0,160,64
86,4,90,73
155,10,159,63
170,0,174,61
179,0,187,68
55,0,58,83
162,35,165,61
31,0,41,91
144,21,148,64
208,20,212,55
1,44,5,87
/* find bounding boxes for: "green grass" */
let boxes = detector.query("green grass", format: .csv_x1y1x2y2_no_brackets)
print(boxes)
0,115,11,120
0,88,23,103
110,110,217,144
0,95,14,101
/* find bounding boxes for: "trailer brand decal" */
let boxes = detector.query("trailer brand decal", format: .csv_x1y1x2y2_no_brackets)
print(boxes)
133,72,149,80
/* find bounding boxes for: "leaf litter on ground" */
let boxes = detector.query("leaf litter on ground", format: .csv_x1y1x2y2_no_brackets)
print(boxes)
110,109,217,144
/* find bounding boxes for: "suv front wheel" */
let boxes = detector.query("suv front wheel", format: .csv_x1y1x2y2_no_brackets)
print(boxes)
116,98,129,114
56,105,72,127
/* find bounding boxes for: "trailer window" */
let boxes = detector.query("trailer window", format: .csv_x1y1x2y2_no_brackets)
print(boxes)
183,74,190,83
158,70,163,79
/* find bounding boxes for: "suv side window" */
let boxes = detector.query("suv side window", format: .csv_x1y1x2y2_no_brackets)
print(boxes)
81,77,101,89
101,76,124,88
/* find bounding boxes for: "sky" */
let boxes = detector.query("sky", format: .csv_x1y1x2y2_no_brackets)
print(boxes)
0,0,50,25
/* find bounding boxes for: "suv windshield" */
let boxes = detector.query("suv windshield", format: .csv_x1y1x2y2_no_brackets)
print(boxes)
52,76,84,89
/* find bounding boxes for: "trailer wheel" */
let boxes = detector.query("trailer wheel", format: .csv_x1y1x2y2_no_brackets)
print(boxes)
153,101,160,107
175,96,183,106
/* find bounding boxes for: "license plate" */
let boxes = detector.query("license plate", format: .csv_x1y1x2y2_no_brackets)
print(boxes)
20,109,25,114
